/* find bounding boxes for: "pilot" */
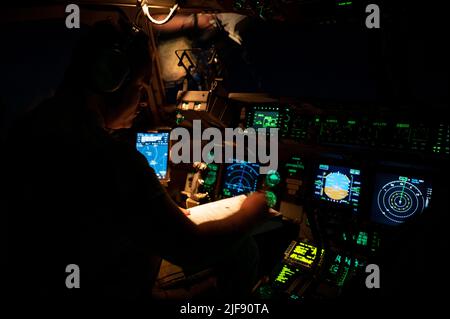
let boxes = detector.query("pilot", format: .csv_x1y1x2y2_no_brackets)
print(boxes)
4,19,269,301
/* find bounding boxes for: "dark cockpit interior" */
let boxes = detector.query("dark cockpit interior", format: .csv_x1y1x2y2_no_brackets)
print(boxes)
1,0,449,315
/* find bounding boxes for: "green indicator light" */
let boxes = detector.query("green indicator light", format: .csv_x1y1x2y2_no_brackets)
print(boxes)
326,119,338,123
253,111,279,128
275,265,299,284
337,1,353,6
329,264,339,275
337,266,350,287
348,120,356,125
286,163,305,170
356,231,368,246
315,117,320,123
266,170,281,187
344,257,352,266
175,111,185,124
396,123,410,128
258,285,273,299
207,151,215,162
204,171,217,186
265,191,277,208
371,232,381,252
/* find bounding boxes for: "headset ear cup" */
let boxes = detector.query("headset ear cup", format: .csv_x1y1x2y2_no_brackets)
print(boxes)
90,48,130,93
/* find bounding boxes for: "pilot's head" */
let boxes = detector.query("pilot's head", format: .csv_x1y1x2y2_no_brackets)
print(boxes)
62,19,152,129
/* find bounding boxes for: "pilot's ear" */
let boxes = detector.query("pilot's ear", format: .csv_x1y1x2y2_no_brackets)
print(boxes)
89,47,130,93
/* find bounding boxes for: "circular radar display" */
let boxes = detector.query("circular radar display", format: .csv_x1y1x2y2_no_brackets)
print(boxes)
223,162,260,196
324,172,350,201
377,180,425,223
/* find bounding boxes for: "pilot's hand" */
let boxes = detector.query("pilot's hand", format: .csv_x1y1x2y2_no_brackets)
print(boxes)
197,14,216,30
239,191,270,223
180,207,191,216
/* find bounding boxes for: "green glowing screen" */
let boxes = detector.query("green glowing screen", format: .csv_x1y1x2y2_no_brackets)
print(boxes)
275,265,300,284
253,110,279,128
288,242,324,268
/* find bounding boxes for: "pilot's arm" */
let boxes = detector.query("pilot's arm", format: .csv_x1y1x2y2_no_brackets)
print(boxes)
129,145,268,265
149,187,268,265
151,13,215,33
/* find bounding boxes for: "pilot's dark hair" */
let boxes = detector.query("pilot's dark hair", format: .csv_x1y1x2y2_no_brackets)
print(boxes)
60,18,151,95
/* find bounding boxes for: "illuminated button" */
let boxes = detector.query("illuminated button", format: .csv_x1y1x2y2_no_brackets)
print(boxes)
265,170,281,187
265,191,277,208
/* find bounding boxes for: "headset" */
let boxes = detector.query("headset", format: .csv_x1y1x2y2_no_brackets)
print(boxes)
87,19,150,94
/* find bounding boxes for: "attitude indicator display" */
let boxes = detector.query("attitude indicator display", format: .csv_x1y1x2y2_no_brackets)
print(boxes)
314,164,362,212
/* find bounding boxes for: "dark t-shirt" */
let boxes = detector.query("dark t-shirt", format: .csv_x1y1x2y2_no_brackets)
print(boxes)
4,97,180,300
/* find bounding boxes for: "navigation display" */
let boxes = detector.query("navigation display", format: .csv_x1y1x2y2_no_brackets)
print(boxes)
136,132,170,180
371,173,432,226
